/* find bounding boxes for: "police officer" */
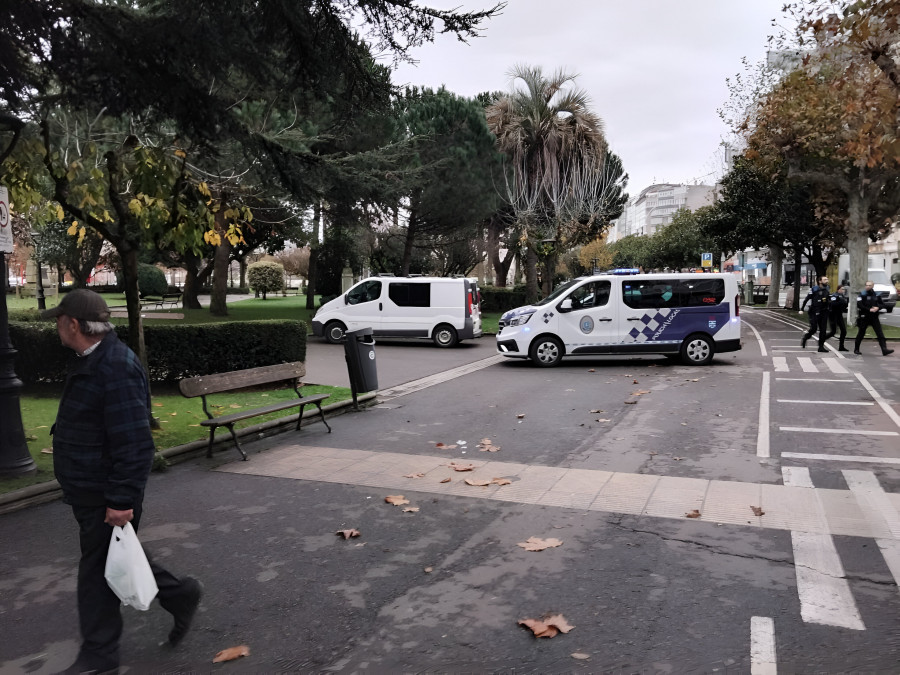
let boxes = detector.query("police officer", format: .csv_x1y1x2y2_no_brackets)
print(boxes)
825,285,849,351
854,280,895,356
800,275,831,352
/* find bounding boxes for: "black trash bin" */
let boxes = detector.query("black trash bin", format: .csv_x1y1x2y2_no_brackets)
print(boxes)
343,327,378,409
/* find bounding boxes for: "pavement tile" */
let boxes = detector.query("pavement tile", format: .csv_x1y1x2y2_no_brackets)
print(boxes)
643,476,708,519
818,488,877,538
553,468,614,494
703,480,763,528
591,472,660,515
759,484,828,534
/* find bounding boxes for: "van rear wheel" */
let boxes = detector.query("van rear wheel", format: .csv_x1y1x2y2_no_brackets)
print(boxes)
529,336,564,367
680,334,714,366
324,321,347,344
433,324,458,348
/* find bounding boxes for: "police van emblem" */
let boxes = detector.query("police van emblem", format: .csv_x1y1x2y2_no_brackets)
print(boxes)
708,319,717,329
542,311,554,323
580,316,594,334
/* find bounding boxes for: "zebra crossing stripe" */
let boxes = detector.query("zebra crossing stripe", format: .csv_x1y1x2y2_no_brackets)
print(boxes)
750,616,777,675
823,359,849,374
773,357,788,372
797,357,817,373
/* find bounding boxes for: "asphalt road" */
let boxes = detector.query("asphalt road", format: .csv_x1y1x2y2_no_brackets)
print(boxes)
1,312,899,673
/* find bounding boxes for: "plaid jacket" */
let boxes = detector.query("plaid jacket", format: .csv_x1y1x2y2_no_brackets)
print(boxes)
52,331,155,510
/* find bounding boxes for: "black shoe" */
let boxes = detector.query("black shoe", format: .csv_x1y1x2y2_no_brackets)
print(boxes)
168,577,202,646
838,346,849,352
817,347,828,353
801,336,808,348
54,656,118,675
883,349,895,356
853,350,861,355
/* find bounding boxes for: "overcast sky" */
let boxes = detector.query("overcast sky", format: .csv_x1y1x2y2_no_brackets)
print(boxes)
391,0,788,198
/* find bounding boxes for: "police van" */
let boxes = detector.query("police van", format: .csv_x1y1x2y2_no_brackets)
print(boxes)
496,273,741,366
312,276,482,348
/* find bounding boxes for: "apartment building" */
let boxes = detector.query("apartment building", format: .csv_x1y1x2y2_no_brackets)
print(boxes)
607,183,715,242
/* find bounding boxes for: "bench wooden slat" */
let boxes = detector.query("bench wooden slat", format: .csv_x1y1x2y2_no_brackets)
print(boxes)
179,362,306,397
199,393,329,426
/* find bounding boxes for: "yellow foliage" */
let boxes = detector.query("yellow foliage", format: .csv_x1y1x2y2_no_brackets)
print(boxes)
66,222,79,236
128,198,143,215
174,149,187,159
55,204,65,221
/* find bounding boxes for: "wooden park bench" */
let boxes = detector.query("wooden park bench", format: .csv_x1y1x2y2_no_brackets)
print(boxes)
140,291,183,309
179,362,331,460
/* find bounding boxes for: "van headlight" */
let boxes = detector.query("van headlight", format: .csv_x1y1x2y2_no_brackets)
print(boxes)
508,311,535,326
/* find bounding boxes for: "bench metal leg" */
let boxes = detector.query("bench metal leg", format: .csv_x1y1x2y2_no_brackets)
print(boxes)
206,426,217,458
225,422,248,461
316,403,331,433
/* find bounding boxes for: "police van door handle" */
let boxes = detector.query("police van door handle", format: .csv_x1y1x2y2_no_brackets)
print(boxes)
379,303,382,311
597,317,613,322
627,316,642,321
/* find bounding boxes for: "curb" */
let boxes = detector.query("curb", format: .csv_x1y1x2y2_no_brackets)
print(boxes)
0,392,378,516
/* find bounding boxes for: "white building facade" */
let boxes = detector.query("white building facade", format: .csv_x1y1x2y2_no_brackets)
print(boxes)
607,183,715,242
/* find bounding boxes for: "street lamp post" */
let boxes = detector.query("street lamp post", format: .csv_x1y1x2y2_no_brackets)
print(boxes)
0,251,37,477
32,230,45,311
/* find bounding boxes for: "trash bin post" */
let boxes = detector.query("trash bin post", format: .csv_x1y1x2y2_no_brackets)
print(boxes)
743,280,754,305
343,328,378,410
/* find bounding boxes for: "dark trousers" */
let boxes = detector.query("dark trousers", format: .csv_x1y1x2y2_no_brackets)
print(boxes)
826,312,847,347
854,313,888,352
803,310,828,348
71,502,191,669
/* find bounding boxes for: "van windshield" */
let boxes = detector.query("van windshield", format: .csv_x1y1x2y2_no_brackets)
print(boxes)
533,279,582,306
868,270,889,285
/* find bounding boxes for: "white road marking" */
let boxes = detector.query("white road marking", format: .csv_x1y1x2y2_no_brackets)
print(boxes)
798,357,818,373
779,427,898,437
776,378,853,383
823,359,849,373
744,319,768,357
842,471,900,593
750,616,777,675
377,355,505,401
773,357,788,372
772,349,808,353
783,452,900,466
776,400,873,406
791,531,865,630
782,467,814,488
854,373,900,430
758,372,770,458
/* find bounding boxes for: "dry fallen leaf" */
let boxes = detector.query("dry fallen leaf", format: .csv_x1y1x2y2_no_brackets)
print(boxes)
402,472,425,479
402,507,420,513
685,509,701,519
631,390,651,396
153,403,163,407
435,442,458,450
492,477,512,485
477,438,500,452
212,645,250,663
40,448,53,454
517,536,563,552
587,369,595,372
439,477,451,483
673,456,684,461
465,478,493,487
519,614,575,638
385,495,410,506
750,505,765,516
589,409,604,413
228,404,241,409
632,379,638,384
449,462,476,472
596,418,611,422
336,529,361,539
624,400,637,405
571,653,591,660
424,566,433,573
516,413,526,419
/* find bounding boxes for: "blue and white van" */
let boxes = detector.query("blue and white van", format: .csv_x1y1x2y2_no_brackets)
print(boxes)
496,273,741,366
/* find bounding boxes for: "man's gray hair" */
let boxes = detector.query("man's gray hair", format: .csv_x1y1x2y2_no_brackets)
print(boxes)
78,320,114,335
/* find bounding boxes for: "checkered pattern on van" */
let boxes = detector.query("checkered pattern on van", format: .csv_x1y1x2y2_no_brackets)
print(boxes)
626,308,673,343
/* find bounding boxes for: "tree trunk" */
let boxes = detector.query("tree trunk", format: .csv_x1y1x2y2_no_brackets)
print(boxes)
209,241,231,316
766,244,783,308
182,251,206,310
120,247,147,371
846,189,872,326
306,201,322,310
524,246,539,303
239,256,247,289
792,245,803,310
401,207,418,277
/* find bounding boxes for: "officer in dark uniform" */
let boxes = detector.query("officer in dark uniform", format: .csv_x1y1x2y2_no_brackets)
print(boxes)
854,280,895,356
800,275,831,352
825,285,849,351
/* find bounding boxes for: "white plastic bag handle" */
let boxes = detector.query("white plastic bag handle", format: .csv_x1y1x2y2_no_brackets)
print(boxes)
104,522,159,611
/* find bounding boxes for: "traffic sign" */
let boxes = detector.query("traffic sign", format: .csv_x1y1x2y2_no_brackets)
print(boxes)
0,186,12,253
700,252,713,268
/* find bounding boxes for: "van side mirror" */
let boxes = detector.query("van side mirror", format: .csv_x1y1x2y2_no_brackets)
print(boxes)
560,298,572,311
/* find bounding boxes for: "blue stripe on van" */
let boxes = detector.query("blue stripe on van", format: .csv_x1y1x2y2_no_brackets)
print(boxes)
622,305,729,344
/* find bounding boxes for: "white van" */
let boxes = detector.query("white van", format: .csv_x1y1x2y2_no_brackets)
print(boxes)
496,273,741,366
312,276,482,347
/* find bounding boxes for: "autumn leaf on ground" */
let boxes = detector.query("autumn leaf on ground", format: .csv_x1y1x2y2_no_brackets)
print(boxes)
587,369,595,372
229,404,241,409
212,645,250,663
402,472,425,479
439,477,451,483
518,613,575,638
424,566,433,573
449,462,475,472
465,478,493,487
571,652,591,660
589,409,604,413
596,418,611,422
477,438,500,452
624,400,637,405
517,536,563,552
491,477,512,485
685,509,701,519
385,495,410,506
750,505,765,516
336,529,360,539
516,413,526,419
631,390,651,396
435,442,458,450
153,403,164,407
632,379,638,384
40,448,52,454
402,507,420,513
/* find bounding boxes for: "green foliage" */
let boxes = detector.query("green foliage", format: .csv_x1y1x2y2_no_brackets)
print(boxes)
247,261,285,299
10,320,307,384
480,285,529,312
133,263,168,296
608,234,654,270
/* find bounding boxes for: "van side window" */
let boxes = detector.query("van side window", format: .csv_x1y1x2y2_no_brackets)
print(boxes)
623,280,677,309
347,280,382,305
679,279,725,306
567,281,611,309
389,282,431,307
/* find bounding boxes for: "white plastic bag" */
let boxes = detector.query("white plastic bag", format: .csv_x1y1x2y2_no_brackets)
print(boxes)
104,522,158,611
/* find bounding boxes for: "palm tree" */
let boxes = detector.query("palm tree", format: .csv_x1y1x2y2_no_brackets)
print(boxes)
486,65,608,299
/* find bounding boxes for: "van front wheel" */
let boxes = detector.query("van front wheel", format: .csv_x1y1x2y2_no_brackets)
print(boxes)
680,334,714,366
529,336,564,367
433,324,459,348
324,321,347,344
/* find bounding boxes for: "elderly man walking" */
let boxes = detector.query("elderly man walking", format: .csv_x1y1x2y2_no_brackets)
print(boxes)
42,290,201,674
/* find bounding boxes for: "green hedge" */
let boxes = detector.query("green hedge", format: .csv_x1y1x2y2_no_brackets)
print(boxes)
480,285,529,312
9,319,307,385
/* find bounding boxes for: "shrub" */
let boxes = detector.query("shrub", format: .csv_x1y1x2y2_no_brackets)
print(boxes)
10,319,307,385
479,285,529,312
247,262,284,299
117,264,168,296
